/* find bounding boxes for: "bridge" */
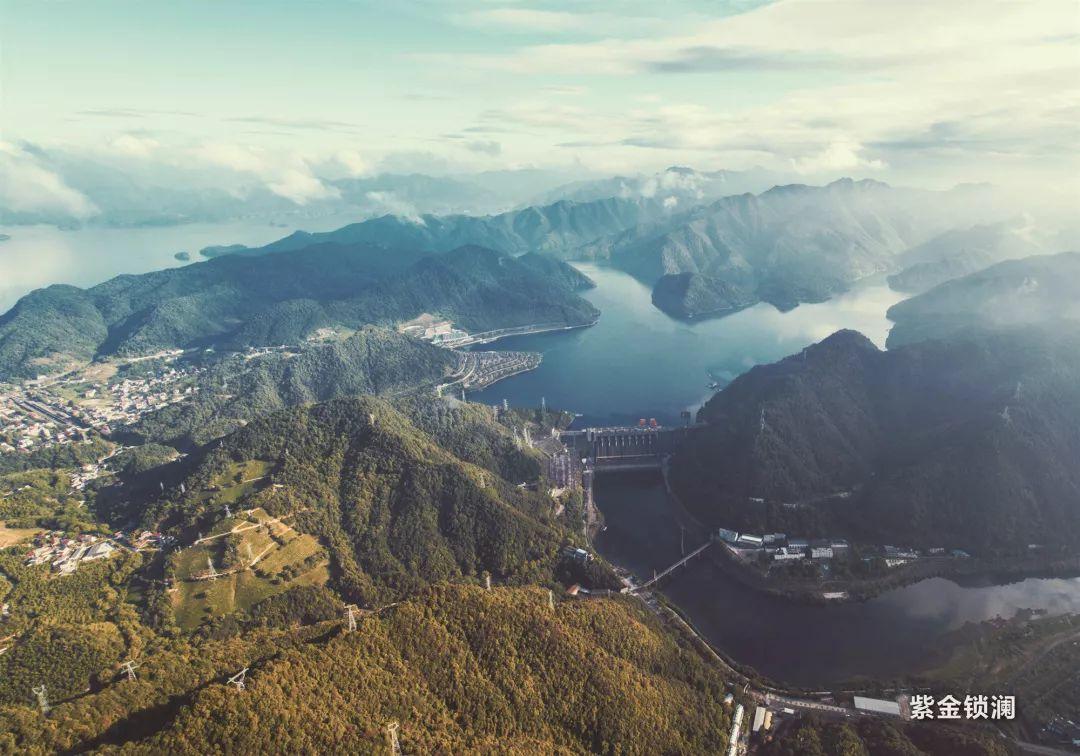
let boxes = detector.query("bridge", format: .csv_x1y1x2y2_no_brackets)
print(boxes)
558,424,699,471
632,540,713,592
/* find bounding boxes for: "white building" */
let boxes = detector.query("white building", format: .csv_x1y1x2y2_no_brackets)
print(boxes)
853,696,902,717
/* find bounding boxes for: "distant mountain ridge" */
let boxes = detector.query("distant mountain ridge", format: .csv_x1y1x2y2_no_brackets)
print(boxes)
581,178,1004,314
218,178,1014,320
204,195,672,260
886,251,1080,348
0,243,597,379
886,217,1045,293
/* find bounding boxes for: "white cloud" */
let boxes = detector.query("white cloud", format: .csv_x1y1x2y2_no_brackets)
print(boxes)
188,142,340,205
110,134,160,158
0,142,98,220
792,140,886,175
439,0,1078,186
268,168,340,205
364,191,424,223
191,143,267,174
334,150,369,177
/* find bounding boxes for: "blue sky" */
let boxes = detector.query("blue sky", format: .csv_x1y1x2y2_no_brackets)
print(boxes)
1,0,1077,212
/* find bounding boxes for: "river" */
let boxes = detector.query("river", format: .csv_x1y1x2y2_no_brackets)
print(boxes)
469,263,1080,687
593,472,1080,687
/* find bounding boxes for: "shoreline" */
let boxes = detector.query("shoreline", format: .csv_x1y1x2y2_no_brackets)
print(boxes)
455,318,598,348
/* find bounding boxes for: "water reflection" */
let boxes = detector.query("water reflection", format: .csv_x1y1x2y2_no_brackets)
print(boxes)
470,263,905,425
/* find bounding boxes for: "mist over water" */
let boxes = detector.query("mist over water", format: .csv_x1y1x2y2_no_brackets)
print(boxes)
470,263,905,425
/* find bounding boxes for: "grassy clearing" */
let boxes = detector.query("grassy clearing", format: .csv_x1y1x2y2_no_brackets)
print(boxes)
171,507,327,631
197,460,274,509
0,522,42,547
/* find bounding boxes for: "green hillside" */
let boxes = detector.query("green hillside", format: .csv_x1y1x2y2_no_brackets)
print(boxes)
145,397,590,611
122,326,459,447
0,243,597,380
671,326,1080,553
0,585,734,755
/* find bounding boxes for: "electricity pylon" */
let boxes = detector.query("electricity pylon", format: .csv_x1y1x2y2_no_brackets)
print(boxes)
227,668,248,691
386,721,401,756
344,604,359,633
121,660,139,682
32,684,49,715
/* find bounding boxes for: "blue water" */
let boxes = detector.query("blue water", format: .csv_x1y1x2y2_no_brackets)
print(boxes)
470,263,904,426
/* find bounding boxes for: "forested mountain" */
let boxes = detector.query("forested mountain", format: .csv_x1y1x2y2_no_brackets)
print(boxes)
149,397,583,606
580,179,999,314
650,271,757,320
0,243,596,379
886,218,1044,294
886,251,1080,348
670,326,1080,553
194,178,1020,321
121,326,460,447
0,584,734,754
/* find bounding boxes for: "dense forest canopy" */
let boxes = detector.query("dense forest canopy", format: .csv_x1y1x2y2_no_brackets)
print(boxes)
671,325,1080,553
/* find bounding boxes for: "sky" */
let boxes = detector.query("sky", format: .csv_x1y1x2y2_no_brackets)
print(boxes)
1,0,1078,217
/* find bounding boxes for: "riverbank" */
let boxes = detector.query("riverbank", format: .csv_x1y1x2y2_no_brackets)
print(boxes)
459,318,599,347
591,471,1080,688
702,539,1080,606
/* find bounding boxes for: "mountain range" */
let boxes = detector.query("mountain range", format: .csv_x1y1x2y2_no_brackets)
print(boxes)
0,244,596,380
886,217,1046,294
211,178,1018,320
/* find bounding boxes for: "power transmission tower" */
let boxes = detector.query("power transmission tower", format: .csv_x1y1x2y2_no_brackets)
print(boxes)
121,660,139,682
386,721,401,756
206,556,218,581
485,574,491,591
227,668,248,691
32,684,49,715
224,503,231,519
344,604,359,633
548,590,555,611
